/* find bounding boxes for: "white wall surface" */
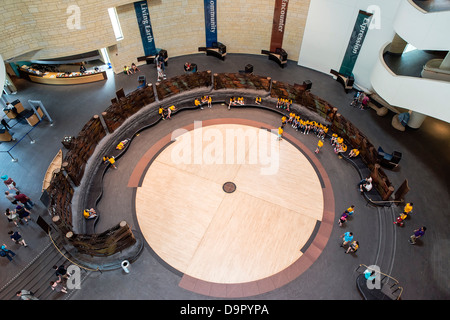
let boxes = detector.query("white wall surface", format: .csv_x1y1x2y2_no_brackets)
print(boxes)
298,0,402,91
393,0,450,51
371,43,450,123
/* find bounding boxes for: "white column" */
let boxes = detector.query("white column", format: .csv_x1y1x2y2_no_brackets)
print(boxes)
407,111,427,129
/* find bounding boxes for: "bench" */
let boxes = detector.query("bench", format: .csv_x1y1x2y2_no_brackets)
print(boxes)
330,69,354,93
261,49,287,68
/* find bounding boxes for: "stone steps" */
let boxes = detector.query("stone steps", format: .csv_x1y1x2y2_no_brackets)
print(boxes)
0,231,89,300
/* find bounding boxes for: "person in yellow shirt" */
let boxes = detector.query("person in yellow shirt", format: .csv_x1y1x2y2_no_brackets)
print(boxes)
103,156,117,169
159,106,166,120
255,96,261,104
345,205,355,216
315,139,324,154
167,105,176,119
403,202,413,215
277,126,284,140
207,96,212,108
194,98,203,110
349,148,360,158
83,208,97,219
281,116,287,126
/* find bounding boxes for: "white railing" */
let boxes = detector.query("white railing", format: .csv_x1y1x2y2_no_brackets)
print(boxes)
370,42,450,123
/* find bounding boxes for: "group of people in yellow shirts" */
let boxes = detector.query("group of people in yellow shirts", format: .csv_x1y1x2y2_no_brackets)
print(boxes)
276,98,292,111
194,96,212,110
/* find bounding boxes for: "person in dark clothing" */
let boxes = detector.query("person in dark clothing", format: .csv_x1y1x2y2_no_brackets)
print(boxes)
53,264,70,279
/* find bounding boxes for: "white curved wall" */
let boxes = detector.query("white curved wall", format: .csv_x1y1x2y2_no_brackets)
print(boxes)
298,0,402,91
393,0,450,51
371,43,450,123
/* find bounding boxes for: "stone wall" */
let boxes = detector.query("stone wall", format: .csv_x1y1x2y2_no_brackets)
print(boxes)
1,0,310,73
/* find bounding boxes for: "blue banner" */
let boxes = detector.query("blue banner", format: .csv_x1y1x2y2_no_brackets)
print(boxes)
134,1,157,56
204,0,217,47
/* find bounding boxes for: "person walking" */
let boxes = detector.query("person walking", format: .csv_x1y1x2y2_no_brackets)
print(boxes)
53,264,70,279
9,230,27,247
1,175,19,192
345,205,355,216
338,212,349,227
340,232,353,247
50,277,68,294
403,202,413,215
277,126,284,141
16,289,39,300
409,227,426,245
14,191,35,210
345,240,359,254
5,208,20,227
0,244,16,262
5,191,17,204
16,205,32,224
315,139,324,154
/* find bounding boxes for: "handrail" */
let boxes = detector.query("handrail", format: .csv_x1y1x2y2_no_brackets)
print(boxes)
48,230,100,273
357,264,403,299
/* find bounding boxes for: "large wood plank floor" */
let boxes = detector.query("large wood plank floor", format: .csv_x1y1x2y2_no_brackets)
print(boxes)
135,124,324,284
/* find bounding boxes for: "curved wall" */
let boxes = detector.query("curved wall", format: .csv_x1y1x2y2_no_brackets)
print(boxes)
393,0,450,51
371,43,450,123
1,0,310,74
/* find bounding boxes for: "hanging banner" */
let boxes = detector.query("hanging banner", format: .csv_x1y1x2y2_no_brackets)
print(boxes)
204,0,217,47
270,0,289,52
134,0,157,56
339,10,373,77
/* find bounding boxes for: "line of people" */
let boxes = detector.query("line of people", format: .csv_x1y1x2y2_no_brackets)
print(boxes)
1,175,35,264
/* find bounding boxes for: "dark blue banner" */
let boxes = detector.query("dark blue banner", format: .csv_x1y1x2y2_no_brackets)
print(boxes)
204,0,217,47
339,10,373,77
134,0,157,56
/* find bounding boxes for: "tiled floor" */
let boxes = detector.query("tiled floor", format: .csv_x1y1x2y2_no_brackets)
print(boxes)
1,53,449,301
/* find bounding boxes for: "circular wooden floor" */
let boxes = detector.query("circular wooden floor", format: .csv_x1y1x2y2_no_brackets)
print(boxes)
132,118,335,297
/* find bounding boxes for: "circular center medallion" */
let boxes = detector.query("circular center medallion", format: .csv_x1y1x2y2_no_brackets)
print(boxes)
222,182,236,193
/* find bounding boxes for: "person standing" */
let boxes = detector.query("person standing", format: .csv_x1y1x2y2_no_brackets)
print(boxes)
345,240,359,254
16,205,32,223
409,227,426,245
315,139,324,154
16,289,39,300
338,212,348,227
167,105,176,119
403,202,413,215
0,244,16,261
5,208,20,227
14,191,35,210
50,278,68,294
8,230,27,247
340,232,353,247
345,205,355,216
53,264,70,279
5,191,17,205
1,175,19,192
277,126,284,141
